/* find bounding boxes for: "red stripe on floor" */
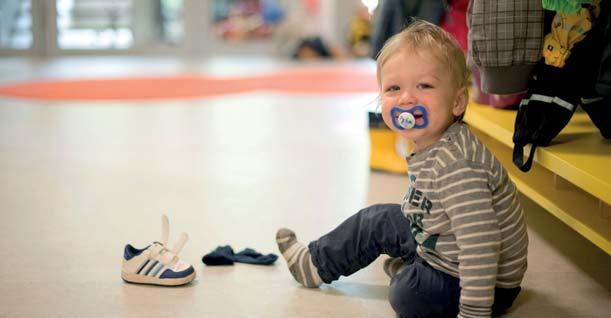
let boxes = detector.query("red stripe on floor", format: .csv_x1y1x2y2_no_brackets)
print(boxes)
0,68,378,101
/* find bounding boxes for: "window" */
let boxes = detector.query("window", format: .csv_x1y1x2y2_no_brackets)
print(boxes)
56,0,184,50
0,0,32,49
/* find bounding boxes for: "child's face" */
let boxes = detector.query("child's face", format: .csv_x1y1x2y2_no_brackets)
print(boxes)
379,50,466,151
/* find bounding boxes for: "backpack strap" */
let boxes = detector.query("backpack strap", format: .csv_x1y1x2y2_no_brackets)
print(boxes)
513,143,538,172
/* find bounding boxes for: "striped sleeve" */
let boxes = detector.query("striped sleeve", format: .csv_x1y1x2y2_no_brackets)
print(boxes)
434,160,501,318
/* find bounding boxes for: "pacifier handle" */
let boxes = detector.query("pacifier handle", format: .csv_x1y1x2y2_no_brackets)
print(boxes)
390,105,428,130
398,112,416,129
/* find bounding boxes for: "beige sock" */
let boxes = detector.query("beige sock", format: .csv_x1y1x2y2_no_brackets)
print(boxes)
276,228,322,288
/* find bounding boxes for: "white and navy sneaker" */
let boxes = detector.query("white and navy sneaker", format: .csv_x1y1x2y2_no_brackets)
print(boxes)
122,215,196,286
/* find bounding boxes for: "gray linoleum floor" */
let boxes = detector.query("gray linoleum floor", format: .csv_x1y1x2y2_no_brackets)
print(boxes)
0,57,609,317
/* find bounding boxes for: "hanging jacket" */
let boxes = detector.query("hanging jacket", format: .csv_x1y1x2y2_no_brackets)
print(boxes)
542,0,593,14
467,0,544,94
513,1,609,172
582,0,611,138
440,0,469,52
596,2,611,95
370,0,446,59
542,8,593,68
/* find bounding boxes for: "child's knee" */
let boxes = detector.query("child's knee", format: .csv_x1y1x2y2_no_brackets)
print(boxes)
388,267,422,317
388,276,419,317
388,263,460,318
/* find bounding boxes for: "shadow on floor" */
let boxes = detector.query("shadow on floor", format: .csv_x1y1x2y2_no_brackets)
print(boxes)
504,288,584,318
321,281,389,301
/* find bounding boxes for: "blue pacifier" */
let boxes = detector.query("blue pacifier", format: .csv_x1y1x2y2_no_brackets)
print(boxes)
391,105,429,130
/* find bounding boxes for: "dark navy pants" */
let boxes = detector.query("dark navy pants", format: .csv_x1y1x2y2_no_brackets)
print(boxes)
308,204,520,318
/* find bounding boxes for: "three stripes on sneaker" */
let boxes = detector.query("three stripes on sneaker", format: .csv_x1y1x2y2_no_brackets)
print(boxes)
135,246,172,278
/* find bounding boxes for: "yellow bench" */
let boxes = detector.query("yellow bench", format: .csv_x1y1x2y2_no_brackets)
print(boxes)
369,128,409,174
464,102,611,255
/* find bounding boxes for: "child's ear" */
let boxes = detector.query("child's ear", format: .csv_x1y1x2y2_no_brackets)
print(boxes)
452,87,468,117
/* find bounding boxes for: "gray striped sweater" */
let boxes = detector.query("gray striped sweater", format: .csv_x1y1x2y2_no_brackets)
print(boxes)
402,122,528,318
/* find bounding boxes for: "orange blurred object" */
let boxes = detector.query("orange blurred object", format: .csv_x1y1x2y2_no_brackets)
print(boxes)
0,68,377,101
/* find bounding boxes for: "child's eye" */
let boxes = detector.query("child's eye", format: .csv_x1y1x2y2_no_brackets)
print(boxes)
417,83,433,89
386,85,400,92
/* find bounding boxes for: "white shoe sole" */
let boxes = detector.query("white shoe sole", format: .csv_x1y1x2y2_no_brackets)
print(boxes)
121,270,196,286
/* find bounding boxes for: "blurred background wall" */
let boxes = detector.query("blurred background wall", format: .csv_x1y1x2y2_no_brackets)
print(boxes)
0,0,371,58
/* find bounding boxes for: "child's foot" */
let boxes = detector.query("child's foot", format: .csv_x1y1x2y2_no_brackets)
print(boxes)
276,228,322,288
383,257,407,278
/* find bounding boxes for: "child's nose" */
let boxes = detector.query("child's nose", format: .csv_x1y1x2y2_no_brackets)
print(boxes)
398,90,417,106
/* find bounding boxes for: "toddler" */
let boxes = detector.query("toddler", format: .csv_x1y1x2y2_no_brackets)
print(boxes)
276,20,528,318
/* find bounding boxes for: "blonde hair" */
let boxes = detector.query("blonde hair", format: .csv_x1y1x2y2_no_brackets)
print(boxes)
375,20,471,92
